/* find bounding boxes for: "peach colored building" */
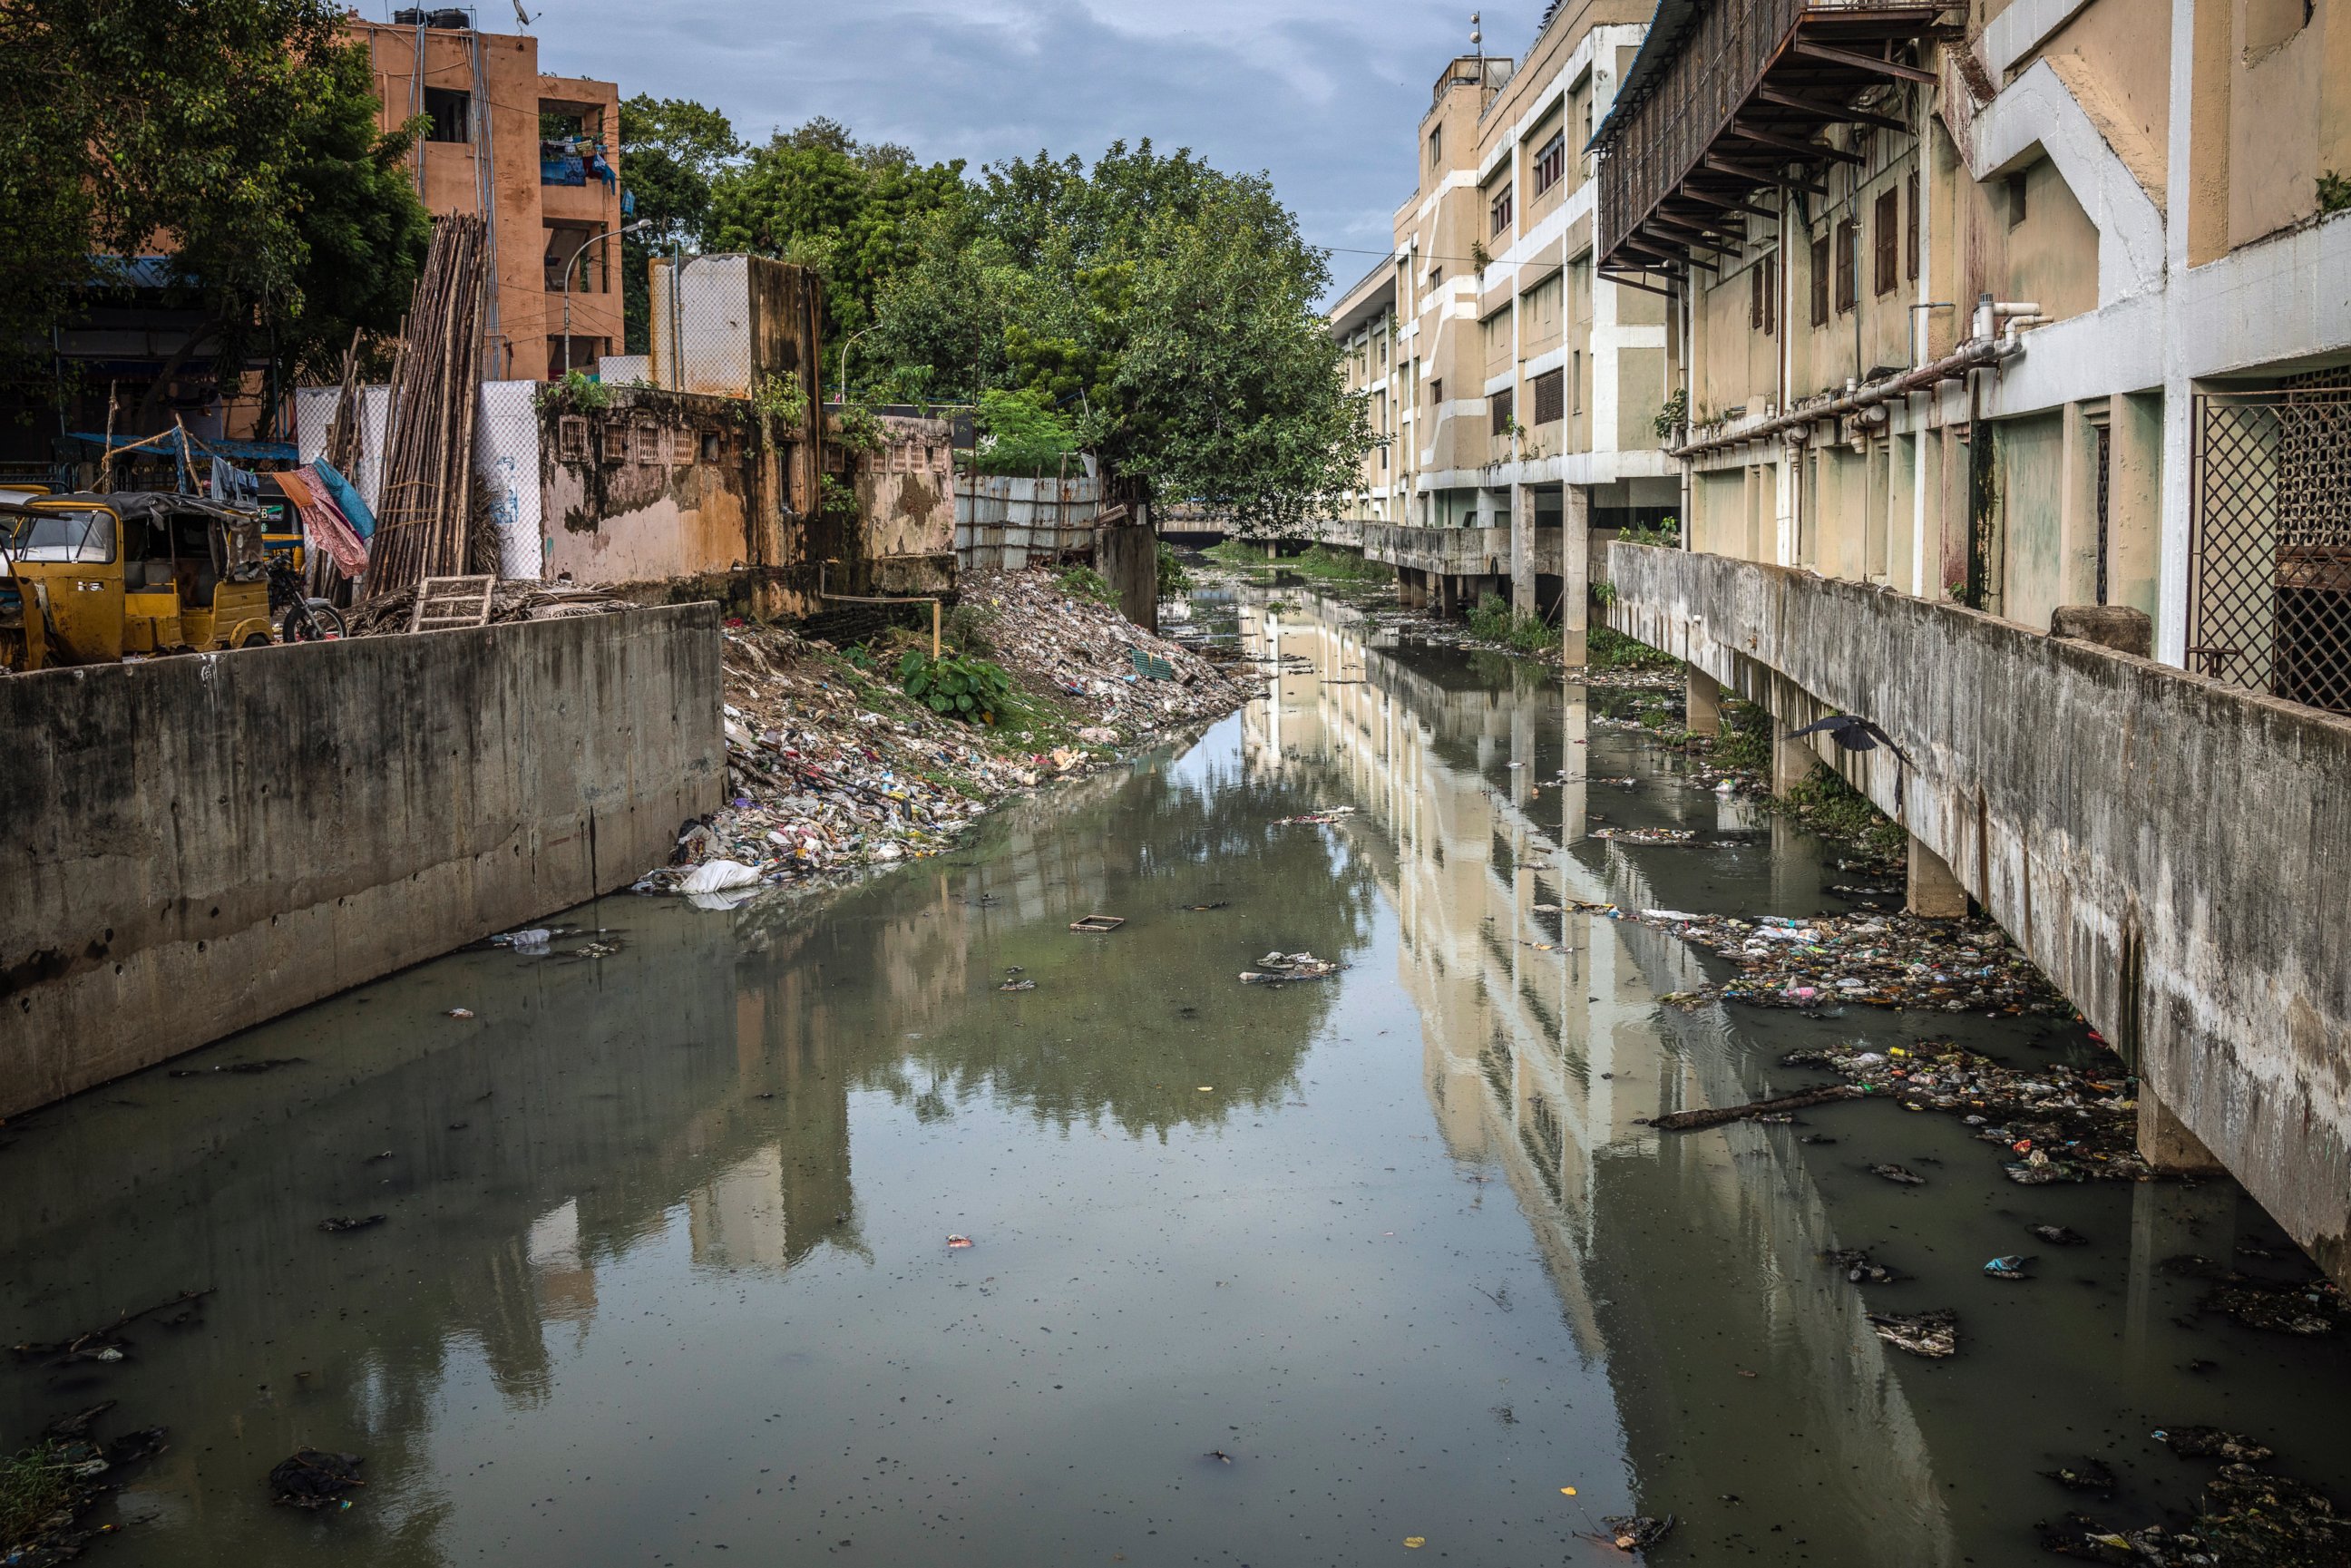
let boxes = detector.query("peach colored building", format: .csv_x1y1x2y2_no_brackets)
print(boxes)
348,11,623,382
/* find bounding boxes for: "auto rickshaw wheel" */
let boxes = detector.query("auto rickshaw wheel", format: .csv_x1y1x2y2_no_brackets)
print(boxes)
239,631,274,648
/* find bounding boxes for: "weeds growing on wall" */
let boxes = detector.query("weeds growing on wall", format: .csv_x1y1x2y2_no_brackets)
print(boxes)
831,402,889,456
533,369,615,414
752,371,807,436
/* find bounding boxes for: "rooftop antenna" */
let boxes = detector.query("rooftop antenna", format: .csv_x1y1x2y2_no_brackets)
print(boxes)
512,0,533,25
1470,11,1482,55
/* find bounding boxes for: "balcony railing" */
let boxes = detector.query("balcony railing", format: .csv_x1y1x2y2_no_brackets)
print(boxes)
1594,0,1944,275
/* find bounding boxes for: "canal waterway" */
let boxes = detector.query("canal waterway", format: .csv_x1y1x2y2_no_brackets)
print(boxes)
6,581,2349,1566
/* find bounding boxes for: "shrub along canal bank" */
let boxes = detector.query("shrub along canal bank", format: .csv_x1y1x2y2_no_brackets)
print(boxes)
4,579,2348,1566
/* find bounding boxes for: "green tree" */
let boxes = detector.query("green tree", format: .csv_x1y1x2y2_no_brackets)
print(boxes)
707,121,965,365
972,387,1078,475
0,2,429,406
617,94,742,354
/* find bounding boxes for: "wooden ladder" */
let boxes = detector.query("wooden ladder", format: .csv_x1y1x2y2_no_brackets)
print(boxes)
409,575,496,633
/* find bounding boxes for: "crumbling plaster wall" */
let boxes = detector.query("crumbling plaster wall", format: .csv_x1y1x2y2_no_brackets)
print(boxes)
0,609,723,1116
1605,541,2351,1281
540,389,771,584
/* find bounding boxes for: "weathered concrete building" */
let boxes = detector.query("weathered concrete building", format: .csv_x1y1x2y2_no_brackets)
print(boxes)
1329,1,1676,648
1588,1,2351,1277
350,11,624,381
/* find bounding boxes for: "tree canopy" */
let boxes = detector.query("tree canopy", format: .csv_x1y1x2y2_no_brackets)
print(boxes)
617,93,744,354
0,0,430,402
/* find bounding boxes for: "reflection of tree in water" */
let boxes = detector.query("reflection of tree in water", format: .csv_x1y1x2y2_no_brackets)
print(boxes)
861,745,1380,1141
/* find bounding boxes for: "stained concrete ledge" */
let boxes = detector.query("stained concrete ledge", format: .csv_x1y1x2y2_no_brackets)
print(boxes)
0,606,725,1117
1605,543,2351,1281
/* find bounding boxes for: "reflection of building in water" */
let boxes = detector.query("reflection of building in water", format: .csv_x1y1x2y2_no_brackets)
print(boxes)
528,1197,598,1324
1239,589,1958,1562
689,1145,794,1273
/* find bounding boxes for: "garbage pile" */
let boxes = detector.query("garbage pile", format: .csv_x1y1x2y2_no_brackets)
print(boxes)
1241,951,1341,984
1,1403,168,1565
635,570,1250,901
957,567,1255,731
2038,1454,2351,1564
1630,911,2071,1016
2161,1255,2348,1336
1780,1040,2147,1184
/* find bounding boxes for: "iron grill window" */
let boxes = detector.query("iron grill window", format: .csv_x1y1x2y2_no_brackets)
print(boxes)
1491,388,1514,435
1810,235,1830,326
1491,188,1514,236
1873,189,1900,296
1834,219,1858,313
1906,170,1921,279
1533,369,1564,425
1531,132,1566,197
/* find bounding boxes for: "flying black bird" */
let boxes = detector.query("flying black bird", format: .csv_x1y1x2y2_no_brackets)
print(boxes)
1787,713,1912,765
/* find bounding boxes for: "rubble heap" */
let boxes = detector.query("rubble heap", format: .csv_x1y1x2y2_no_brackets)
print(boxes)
634,568,1252,898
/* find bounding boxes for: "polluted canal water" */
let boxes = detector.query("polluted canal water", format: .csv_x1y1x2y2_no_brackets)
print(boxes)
7,583,2351,1567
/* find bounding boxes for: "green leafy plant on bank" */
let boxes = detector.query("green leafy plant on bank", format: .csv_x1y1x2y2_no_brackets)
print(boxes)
1777,764,1908,867
1593,578,1619,609
1712,698,1773,772
896,648,1017,724
1467,593,1555,655
1,1442,73,1553
2320,170,2351,215
534,368,614,414
1056,564,1117,606
1156,541,1191,597
1588,625,1677,670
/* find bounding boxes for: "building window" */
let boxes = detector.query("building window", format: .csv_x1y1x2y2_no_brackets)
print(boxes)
1810,234,1830,326
546,225,604,293
1749,254,1780,335
600,424,629,464
1429,377,1443,407
1873,188,1900,296
1906,170,1920,279
1532,368,1564,425
699,430,723,462
1428,266,1443,290
1429,126,1443,170
423,88,471,144
636,424,664,465
1490,187,1513,237
559,415,589,462
1833,219,1857,313
2007,171,2029,227
1531,131,1566,197
1490,387,1515,435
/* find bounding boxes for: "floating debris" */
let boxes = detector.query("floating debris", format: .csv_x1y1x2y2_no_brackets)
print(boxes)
319,1215,387,1234
1241,951,1341,983
1869,1163,1928,1185
1068,914,1126,933
1640,911,2068,1014
267,1450,366,1510
2156,1427,2275,1463
1275,807,1358,826
1597,1514,1677,1552
1781,1043,2148,1184
1643,1085,1859,1131
1824,1249,1902,1284
2040,1457,2119,1496
168,1057,306,1077
1868,1309,1958,1359
2032,1224,2091,1246
1984,1254,2036,1281
1590,826,1698,844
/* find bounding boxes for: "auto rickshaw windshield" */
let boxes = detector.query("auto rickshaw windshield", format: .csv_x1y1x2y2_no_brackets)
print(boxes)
15,509,115,564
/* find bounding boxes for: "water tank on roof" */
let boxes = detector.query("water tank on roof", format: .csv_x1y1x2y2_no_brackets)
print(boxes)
392,7,474,28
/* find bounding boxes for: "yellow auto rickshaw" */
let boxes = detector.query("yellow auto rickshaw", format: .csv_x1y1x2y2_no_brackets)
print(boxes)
0,491,278,670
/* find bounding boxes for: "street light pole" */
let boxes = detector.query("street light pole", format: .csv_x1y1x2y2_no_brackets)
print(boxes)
561,218,649,378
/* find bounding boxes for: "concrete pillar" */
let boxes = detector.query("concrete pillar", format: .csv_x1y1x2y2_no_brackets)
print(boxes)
1685,667,1722,737
1771,719,1814,795
1436,574,1458,617
1509,482,1534,615
1561,485,1591,666
1905,834,1968,918
2138,1086,2225,1174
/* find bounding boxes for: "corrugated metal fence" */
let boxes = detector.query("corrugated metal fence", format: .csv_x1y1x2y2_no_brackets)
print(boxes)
956,474,1101,571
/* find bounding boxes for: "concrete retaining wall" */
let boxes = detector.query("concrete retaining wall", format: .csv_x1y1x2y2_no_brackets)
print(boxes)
1605,543,2351,1277
0,608,725,1116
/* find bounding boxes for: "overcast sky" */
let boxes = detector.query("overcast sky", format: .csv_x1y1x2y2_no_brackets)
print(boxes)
503,0,1556,302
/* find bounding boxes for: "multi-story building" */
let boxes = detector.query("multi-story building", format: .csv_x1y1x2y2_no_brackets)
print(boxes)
1330,2,1673,651
1588,3,2350,1281
349,10,624,382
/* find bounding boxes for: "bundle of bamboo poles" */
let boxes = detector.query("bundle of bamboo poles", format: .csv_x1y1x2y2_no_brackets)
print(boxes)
364,214,488,601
